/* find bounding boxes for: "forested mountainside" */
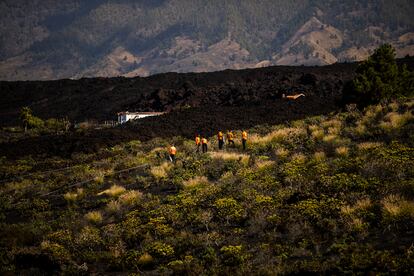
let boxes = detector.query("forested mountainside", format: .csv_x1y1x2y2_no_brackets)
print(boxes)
0,0,413,80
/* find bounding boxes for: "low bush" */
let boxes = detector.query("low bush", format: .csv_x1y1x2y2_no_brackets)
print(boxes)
98,185,126,197
85,211,103,224
2,96,414,275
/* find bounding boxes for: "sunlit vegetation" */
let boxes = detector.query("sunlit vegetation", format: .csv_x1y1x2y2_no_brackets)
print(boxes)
0,97,413,274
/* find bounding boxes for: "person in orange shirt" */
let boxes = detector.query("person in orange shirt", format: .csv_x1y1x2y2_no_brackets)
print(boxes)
195,134,201,153
201,137,208,153
241,130,248,150
218,131,224,150
169,145,177,162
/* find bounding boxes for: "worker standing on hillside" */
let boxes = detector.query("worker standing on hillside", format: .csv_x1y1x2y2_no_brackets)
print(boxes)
195,134,201,153
242,130,248,150
169,145,177,163
201,137,208,153
218,131,224,150
227,130,235,147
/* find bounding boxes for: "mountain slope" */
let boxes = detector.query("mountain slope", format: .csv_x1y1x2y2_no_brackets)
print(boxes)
1,97,413,274
0,0,414,80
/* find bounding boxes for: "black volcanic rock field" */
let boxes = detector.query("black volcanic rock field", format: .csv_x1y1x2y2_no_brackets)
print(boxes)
0,58,413,158
0,62,358,125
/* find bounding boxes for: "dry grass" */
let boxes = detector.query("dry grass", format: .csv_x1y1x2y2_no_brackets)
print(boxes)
404,99,414,108
250,127,306,145
291,119,306,128
322,134,337,143
322,119,342,129
150,147,166,154
357,142,383,151
94,174,105,184
382,194,403,216
219,171,235,181
63,188,84,203
255,159,275,169
355,198,372,210
354,122,367,136
275,147,289,159
355,104,384,132
291,153,306,163
335,146,349,157
119,190,143,205
365,104,383,120
308,124,320,132
183,176,209,189
138,252,154,266
97,185,126,197
341,198,372,216
85,211,103,224
209,151,249,165
106,200,122,214
350,217,367,232
313,151,326,161
327,126,341,135
341,205,354,216
382,194,414,219
311,129,325,140
380,111,413,131
388,102,399,112
151,162,172,178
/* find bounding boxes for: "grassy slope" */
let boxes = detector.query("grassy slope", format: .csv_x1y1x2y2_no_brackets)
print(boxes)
0,97,413,274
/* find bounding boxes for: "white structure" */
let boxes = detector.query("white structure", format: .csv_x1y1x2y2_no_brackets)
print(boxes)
117,111,165,124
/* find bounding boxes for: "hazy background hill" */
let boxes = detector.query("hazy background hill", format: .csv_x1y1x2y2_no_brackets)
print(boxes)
1,0,414,80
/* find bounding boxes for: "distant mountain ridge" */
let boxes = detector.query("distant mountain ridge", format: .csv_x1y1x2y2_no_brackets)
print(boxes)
0,0,413,80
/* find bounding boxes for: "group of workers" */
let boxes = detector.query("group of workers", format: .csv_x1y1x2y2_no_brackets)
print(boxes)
168,130,248,162
167,93,307,162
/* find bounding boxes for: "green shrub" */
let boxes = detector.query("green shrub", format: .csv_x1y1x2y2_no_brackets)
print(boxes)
40,240,71,263
214,197,244,224
75,226,102,249
149,242,175,258
220,245,245,266
19,106,44,131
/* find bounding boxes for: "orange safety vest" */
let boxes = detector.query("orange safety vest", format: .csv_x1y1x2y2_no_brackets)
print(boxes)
169,146,177,155
201,138,208,144
195,136,201,145
242,131,247,140
227,132,234,141
218,132,223,140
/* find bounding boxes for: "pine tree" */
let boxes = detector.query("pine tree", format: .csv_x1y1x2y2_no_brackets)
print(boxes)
350,44,414,105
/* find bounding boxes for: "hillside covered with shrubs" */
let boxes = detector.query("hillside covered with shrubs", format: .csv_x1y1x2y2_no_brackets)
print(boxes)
1,96,413,274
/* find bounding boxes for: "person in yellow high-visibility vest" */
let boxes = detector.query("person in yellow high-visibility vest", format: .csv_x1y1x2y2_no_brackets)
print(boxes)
195,134,201,153
227,130,235,147
241,130,248,150
169,145,177,162
201,137,208,153
218,131,224,150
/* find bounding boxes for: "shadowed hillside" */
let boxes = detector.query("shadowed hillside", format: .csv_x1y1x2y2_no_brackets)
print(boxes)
1,0,413,80
1,97,413,274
